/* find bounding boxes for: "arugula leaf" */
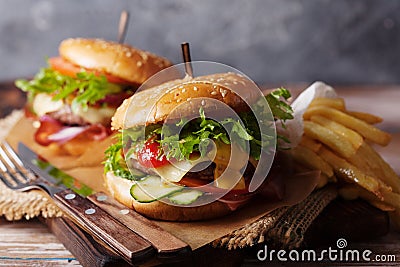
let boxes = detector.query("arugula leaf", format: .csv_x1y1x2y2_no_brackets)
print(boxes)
265,87,294,125
15,67,122,112
113,88,294,169
104,133,136,180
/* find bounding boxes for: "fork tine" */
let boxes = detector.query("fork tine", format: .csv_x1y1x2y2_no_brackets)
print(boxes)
0,143,30,184
2,142,24,167
0,159,18,188
0,142,35,182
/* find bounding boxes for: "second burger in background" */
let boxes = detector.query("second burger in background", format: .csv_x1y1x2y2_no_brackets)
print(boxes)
15,38,172,156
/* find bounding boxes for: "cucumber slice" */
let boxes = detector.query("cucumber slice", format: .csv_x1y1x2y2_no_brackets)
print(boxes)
168,189,203,205
130,176,183,203
129,168,146,179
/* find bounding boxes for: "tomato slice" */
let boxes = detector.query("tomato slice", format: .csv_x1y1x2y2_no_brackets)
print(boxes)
137,137,169,168
48,57,134,85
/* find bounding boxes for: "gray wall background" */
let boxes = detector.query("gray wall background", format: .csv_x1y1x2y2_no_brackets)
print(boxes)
1,0,399,84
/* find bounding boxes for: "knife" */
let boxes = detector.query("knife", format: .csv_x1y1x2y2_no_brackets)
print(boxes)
17,142,191,260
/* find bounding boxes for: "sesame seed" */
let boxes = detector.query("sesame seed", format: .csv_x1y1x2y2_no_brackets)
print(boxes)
201,100,206,106
213,85,217,89
193,86,198,91
220,88,228,97
187,97,192,101
126,51,132,57
177,99,182,103
182,88,186,93
137,61,143,67
233,81,238,85
211,91,217,95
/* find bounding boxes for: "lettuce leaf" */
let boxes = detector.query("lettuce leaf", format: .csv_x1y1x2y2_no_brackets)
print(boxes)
15,67,121,112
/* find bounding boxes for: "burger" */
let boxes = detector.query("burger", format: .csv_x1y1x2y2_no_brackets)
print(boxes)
15,38,172,156
104,72,295,221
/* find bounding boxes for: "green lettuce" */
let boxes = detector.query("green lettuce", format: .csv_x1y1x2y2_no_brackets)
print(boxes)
15,67,122,112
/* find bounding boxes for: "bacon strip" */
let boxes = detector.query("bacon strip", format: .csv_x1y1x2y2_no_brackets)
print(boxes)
34,115,109,146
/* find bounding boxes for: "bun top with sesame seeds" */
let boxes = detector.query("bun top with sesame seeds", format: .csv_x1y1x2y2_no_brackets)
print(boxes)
59,38,173,84
111,72,260,130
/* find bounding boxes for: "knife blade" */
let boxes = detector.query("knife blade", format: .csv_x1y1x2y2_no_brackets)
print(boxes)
18,142,191,259
17,142,155,265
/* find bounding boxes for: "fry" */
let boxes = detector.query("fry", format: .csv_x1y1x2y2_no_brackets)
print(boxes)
310,115,363,150
309,97,346,111
339,185,395,211
380,187,400,210
318,147,381,196
359,142,400,193
303,106,391,146
347,111,383,124
303,121,356,158
291,145,334,178
347,148,375,178
299,135,321,153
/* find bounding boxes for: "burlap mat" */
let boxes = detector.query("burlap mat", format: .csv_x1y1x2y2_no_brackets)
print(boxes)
0,111,337,249
0,111,62,220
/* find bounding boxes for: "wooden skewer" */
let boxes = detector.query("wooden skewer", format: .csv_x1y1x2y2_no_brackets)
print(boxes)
181,42,193,78
118,10,130,44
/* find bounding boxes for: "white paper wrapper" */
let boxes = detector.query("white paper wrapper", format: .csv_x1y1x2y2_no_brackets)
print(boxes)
277,81,337,148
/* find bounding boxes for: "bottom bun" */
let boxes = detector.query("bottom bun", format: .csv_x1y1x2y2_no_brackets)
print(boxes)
104,171,233,221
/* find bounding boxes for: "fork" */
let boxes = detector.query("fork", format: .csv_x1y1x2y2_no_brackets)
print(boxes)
0,141,154,264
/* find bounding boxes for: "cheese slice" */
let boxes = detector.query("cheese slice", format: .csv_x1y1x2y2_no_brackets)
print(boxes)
154,148,217,183
33,93,64,117
213,142,248,190
32,93,116,125
74,105,116,125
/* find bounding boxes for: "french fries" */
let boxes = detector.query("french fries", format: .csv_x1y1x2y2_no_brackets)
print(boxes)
380,187,400,210
346,111,383,124
318,147,381,196
303,121,356,158
299,135,321,153
339,185,395,211
290,145,333,178
303,106,391,146
360,142,400,193
308,97,346,111
295,96,400,223
310,115,363,150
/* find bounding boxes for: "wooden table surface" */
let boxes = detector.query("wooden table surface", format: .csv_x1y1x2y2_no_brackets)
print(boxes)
0,83,399,266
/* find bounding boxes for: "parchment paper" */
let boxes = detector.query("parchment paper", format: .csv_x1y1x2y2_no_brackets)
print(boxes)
6,117,318,250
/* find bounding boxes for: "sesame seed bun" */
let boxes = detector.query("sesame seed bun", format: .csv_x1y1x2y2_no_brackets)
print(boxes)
111,72,259,130
59,38,172,84
104,171,232,221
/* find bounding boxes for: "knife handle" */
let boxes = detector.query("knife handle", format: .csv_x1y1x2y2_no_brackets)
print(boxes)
53,189,155,265
88,192,191,258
